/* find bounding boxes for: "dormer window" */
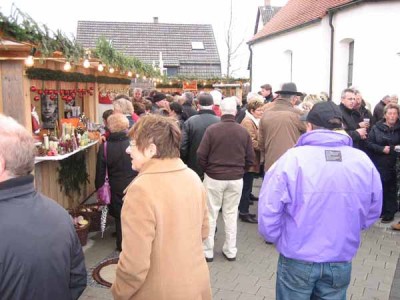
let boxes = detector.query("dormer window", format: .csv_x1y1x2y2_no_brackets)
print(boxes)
191,42,205,50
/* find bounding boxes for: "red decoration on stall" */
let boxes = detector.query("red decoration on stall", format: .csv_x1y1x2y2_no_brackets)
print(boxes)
30,86,37,92
98,92,111,104
34,95,40,101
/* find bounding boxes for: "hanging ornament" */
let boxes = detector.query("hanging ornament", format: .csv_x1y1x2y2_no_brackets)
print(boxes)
33,95,40,102
37,89,43,95
30,86,37,92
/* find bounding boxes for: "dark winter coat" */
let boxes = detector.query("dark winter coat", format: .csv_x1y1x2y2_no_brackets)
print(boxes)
182,103,198,121
340,103,364,149
373,100,386,124
367,120,400,181
180,110,220,178
0,175,87,299
95,131,137,217
353,105,374,154
235,105,247,124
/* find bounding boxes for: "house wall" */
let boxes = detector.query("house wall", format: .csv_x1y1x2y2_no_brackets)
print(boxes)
332,2,400,107
251,20,331,96
251,1,400,109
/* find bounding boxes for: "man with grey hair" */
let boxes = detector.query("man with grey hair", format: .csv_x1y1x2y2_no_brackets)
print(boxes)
132,87,144,103
373,94,391,123
197,97,254,262
180,93,219,178
181,91,198,121
0,114,87,299
259,82,306,172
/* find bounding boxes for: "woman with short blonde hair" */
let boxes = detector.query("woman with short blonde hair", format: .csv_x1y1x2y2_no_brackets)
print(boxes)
113,98,134,128
95,111,136,251
107,113,129,133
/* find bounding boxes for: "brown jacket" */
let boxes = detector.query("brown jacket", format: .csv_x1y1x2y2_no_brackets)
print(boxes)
240,116,261,173
259,99,306,171
197,114,255,180
111,158,211,300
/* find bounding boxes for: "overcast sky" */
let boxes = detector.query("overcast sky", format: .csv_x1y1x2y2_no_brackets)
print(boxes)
1,0,288,78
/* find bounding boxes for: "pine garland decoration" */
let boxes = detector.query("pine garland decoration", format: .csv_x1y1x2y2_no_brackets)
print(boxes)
57,152,90,199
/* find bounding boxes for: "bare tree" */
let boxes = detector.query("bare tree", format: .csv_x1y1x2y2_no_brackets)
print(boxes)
225,0,246,78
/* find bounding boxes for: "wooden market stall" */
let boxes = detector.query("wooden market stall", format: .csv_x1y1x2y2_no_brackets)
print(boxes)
0,39,131,209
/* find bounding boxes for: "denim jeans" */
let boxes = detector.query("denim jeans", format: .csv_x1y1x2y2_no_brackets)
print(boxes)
276,254,352,300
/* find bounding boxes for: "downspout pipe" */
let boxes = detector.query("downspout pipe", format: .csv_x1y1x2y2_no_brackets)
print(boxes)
329,11,334,101
248,44,253,91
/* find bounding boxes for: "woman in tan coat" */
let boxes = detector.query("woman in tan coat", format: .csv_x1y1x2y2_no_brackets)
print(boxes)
111,114,211,300
238,99,264,223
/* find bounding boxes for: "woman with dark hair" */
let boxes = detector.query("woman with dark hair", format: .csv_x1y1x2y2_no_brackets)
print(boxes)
169,101,184,130
95,113,137,251
367,103,400,223
112,114,211,300
239,99,264,223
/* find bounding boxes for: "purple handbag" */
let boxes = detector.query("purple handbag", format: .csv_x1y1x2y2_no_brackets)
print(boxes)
97,142,111,205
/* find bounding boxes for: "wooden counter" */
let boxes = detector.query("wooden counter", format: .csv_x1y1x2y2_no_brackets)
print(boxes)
34,141,98,209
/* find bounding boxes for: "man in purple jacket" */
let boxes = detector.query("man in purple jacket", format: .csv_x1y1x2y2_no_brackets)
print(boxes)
258,101,382,300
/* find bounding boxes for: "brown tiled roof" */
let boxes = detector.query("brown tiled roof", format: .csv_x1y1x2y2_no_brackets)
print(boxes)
250,0,353,44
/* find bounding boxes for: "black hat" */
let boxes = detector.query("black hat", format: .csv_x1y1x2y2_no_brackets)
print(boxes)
198,93,214,106
276,82,303,96
306,101,343,129
152,92,166,103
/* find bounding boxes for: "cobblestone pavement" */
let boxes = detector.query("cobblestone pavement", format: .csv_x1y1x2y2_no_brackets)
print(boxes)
80,178,400,300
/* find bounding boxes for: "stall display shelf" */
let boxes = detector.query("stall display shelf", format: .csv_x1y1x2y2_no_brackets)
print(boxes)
34,140,98,164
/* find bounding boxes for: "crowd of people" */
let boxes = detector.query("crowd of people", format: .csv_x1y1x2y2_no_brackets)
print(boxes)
1,82,399,299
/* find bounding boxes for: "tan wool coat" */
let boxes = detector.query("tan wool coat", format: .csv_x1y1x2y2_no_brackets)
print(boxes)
240,116,261,173
259,99,306,171
111,158,211,300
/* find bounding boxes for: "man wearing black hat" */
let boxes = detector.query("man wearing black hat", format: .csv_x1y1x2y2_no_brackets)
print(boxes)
151,92,168,114
259,82,306,171
258,101,382,300
180,93,220,179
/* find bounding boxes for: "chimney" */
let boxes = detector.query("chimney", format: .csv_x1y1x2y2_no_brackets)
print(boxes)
264,0,271,6
153,17,159,24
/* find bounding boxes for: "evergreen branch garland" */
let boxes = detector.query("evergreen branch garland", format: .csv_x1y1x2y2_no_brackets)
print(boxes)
57,152,90,200
26,67,131,84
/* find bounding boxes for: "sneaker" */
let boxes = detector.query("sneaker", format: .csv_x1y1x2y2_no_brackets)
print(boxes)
381,215,394,223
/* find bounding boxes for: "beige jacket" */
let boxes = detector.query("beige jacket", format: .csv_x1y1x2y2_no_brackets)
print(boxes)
259,99,306,171
111,158,211,300
240,116,261,173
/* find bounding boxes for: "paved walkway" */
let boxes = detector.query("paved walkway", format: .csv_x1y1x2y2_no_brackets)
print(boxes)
80,178,400,300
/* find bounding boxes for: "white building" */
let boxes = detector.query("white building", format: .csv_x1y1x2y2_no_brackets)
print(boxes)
248,0,400,108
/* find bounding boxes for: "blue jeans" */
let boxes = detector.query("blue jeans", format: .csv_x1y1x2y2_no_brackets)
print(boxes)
276,254,352,300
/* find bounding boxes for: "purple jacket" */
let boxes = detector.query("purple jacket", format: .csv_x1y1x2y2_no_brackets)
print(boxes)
258,130,382,262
